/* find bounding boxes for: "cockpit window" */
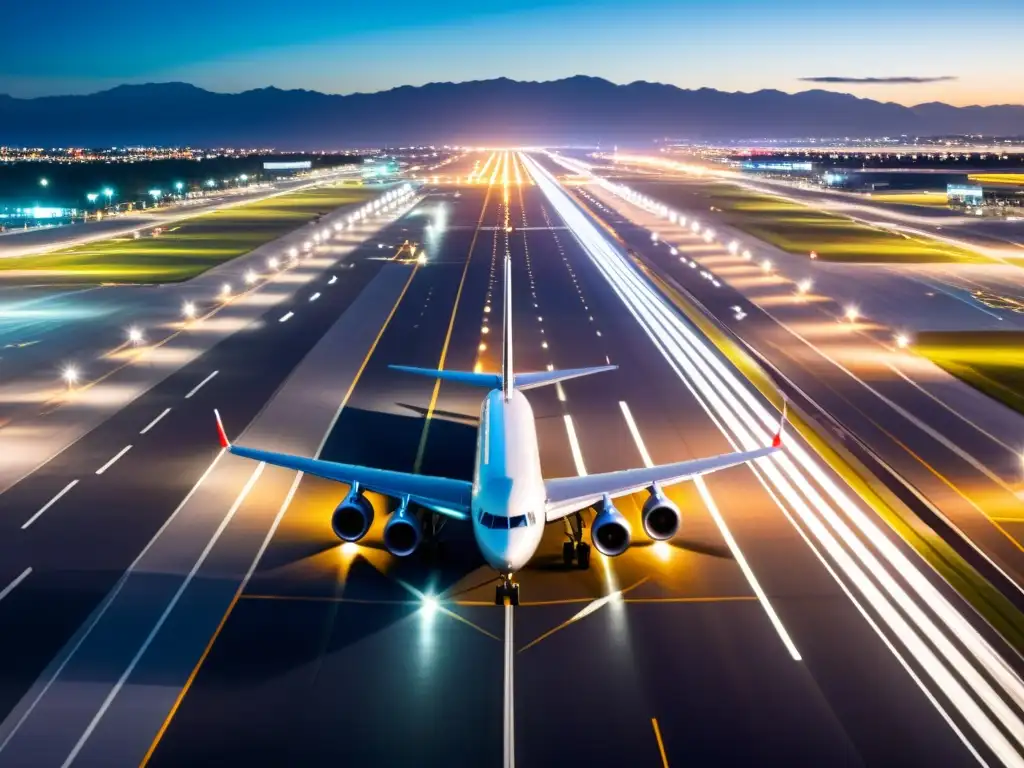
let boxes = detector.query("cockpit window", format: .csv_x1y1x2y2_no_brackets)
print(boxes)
479,511,533,529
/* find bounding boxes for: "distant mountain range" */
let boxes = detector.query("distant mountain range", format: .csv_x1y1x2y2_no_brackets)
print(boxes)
1,77,1022,148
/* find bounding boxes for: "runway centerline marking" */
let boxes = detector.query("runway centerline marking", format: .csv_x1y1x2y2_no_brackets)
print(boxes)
61,462,267,768
309,292,321,302
503,604,515,768
95,445,132,476
279,311,295,323
22,480,79,529
0,568,32,603
139,408,171,435
184,370,218,399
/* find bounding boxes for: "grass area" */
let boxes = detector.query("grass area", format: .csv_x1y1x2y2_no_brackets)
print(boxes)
0,184,372,284
969,173,1024,187
867,191,952,208
647,180,985,264
915,331,1024,417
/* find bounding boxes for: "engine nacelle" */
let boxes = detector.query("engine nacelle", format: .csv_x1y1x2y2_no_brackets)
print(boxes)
591,497,632,557
331,486,374,542
383,500,421,557
641,486,680,541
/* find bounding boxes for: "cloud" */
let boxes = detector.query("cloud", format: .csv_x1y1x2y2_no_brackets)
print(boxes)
800,76,957,85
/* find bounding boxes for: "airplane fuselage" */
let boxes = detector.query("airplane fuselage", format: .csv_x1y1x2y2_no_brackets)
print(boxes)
471,389,546,574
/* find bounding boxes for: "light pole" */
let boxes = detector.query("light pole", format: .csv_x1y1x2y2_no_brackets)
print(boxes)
103,187,114,209
149,189,162,209
174,181,184,197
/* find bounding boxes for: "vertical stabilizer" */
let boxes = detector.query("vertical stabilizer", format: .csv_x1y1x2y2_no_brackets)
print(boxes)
502,250,513,402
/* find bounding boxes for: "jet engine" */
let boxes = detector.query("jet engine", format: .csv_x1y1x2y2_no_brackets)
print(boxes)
383,499,421,557
591,497,632,557
641,485,681,541
332,485,374,542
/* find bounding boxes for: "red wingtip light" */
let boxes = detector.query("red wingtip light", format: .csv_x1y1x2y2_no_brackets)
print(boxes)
214,409,229,448
772,400,787,449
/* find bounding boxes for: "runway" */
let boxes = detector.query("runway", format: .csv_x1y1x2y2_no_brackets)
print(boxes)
0,152,1021,766
113,155,1018,765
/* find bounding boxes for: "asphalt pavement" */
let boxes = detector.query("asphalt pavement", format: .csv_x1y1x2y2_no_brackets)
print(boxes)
133,171,999,767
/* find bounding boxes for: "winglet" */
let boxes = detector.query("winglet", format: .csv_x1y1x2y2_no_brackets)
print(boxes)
214,409,230,449
772,400,787,449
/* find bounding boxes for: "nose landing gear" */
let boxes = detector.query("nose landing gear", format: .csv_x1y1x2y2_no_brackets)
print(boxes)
495,575,520,607
561,511,591,569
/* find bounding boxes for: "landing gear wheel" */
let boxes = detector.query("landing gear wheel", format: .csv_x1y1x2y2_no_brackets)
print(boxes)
576,543,591,570
562,541,576,566
495,577,520,606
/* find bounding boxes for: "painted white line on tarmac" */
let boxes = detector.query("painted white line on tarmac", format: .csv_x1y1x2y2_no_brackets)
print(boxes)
0,450,228,755
503,604,515,768
309,293,321,302
59,462,266,768
22,481,79,530
279,311,294,323
185,371,218,399
0,569,31,603
95,445,132,476
562,414,587,476
139,408,171,435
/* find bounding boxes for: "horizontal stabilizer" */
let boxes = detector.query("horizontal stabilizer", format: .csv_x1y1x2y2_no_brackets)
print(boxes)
388,365,501,388
515,365,617,390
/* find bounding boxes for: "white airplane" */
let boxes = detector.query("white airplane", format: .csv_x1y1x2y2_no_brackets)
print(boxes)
214,254,784,605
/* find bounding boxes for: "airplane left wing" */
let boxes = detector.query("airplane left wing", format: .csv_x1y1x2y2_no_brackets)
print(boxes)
215,411,472,519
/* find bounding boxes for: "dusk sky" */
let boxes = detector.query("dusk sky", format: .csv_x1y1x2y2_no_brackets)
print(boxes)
4,0,1022,106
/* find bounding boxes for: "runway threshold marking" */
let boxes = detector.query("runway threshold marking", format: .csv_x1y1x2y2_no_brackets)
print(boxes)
0,567,31,603
22,480,79,529
140,407,172,435
61,462,267,767
95,444,132,475
651,718,670,768
413,183,493,473
184,370,219,399
618,400,802,661
141,263,422,766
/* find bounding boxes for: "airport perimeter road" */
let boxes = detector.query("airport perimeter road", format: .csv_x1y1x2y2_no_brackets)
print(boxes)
557,161,1024,596
99,153,1024,767
0,194,439,764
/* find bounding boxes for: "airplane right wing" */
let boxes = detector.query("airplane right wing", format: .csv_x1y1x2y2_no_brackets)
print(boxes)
544,406,786,522
215,411,472,520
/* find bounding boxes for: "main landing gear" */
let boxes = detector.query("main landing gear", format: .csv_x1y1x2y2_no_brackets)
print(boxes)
495,575,520,607
562,511,591,569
